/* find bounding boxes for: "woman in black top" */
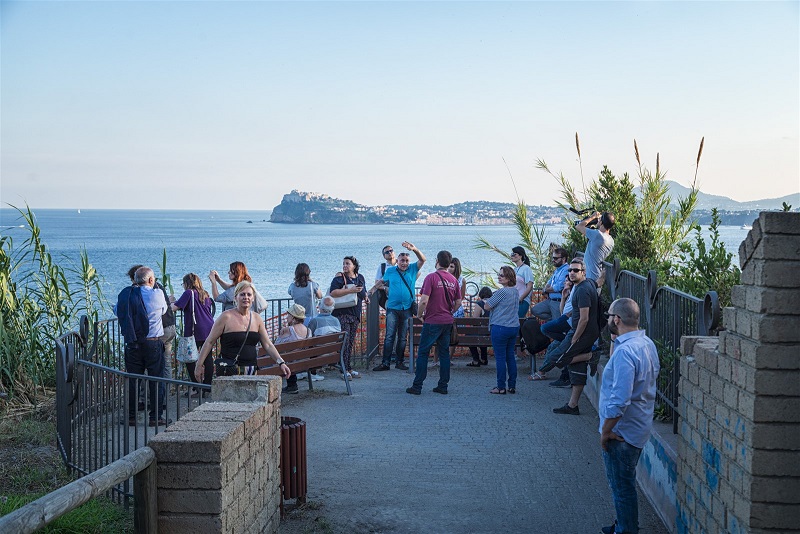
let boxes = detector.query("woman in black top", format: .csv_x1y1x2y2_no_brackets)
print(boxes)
329,256,368,379
195,281,290,381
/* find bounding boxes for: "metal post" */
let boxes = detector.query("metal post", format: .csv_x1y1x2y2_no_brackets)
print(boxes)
365,297,380,365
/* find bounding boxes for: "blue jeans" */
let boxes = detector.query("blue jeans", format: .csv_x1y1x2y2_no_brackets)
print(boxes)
383,307,412,366
491,324,518,389
603,439,643,534
412,323,451,391
541,314,571,342
124,340,166,420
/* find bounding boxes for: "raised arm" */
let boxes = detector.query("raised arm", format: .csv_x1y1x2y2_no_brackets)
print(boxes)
403,241,426,269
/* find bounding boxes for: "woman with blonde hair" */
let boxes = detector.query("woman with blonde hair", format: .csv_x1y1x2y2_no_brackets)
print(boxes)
195,281,290,381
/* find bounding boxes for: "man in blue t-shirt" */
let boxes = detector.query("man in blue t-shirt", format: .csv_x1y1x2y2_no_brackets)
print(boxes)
373,241,426,371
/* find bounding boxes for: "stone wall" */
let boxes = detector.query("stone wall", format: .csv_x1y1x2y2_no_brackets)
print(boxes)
676,211,800,534
148,376,283,534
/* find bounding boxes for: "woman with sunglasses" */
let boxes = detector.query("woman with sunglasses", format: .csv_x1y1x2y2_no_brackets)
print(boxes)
482,266,521,394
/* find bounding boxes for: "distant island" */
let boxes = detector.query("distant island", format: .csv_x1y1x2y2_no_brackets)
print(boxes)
269,190,562,225
269,187,799,226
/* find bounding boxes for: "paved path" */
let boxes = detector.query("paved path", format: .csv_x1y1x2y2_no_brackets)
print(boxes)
278,361,669,534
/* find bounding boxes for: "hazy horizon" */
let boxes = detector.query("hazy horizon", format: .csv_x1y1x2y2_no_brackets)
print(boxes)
2,1,798,210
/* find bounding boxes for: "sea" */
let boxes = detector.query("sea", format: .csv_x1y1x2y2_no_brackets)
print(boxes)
0,208,751,311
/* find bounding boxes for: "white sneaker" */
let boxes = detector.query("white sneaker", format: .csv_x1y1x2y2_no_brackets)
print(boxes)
295,372,308,380
311,374,324,381
350,370,361,378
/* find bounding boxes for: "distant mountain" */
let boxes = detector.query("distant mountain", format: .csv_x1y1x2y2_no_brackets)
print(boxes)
654,181,798,211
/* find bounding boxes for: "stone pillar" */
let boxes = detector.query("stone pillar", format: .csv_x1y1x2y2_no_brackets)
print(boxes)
148,376,283,533
676,211,800,534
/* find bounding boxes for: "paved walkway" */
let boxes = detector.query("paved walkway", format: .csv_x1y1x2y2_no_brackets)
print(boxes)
278,361,669,534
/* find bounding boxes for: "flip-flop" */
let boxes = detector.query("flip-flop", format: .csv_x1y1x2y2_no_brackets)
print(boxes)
490,387,506,395
529,372,547,381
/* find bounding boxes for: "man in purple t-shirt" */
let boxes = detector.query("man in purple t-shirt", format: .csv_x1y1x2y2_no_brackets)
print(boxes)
406,250,462,396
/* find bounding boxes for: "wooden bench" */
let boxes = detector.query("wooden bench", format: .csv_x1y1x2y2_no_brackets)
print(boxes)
408,316,539,372
257,332,352,395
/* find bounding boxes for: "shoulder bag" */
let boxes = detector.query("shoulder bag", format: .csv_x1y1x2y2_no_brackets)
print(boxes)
331,274,358,309
176,291,199,363
397,269,418,316
214,312,252,376
377,263,389,310
434,271,459,346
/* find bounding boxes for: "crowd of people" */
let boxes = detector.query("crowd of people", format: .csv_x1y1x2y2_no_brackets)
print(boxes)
114,209,661,533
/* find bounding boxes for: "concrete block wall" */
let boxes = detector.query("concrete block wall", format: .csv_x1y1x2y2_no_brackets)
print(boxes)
676,211,800,534
149,376,283,534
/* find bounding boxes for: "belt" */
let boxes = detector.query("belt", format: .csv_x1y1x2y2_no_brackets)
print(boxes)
145,337,161,341
550,297,561,302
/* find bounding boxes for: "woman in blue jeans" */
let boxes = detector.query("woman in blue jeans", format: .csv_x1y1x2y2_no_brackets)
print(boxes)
483,266,521,394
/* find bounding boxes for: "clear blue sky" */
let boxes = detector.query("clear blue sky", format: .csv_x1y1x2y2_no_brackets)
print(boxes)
2,1,798,210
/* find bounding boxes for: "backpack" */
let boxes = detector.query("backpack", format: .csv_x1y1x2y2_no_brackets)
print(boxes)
377,263,389,310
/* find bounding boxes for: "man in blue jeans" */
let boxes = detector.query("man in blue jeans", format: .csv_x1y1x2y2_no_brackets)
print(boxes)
406,250,461,395
599,298,659,534
373,241,426,371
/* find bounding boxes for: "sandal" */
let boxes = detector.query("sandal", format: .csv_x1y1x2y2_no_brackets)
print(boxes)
490,387,506,395
529,371,548,381
508,388,516,394
466,361,482,367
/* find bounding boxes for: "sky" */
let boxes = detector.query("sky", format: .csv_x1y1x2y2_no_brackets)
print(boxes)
1,1,798,210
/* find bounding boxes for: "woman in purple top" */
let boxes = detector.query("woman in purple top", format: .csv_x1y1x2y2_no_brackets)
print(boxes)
170,273,215,396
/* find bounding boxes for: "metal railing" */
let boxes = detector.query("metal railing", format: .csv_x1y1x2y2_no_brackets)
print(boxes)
604,258,721,433
55,297,298,499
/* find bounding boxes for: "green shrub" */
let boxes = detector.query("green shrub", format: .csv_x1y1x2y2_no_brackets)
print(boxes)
670,207,741,307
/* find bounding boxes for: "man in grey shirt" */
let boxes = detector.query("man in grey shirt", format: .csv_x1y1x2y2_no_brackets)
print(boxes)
577,211,615,285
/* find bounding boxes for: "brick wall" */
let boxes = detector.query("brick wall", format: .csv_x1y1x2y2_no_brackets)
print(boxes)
149,376,283,534
676,211,800,534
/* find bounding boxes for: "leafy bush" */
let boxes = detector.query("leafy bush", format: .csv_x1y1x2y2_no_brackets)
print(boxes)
537,135,703,274
671,207,741,307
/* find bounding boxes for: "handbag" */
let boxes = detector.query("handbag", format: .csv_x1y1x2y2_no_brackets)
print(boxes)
176,291,199,363
331,274,359,309
214,312,252,376
396,268,418,316
435,272,459,346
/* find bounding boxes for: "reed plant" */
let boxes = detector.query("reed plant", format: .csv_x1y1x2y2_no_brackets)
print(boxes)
537,135,703,274
0,205,106,408
471,160,554,288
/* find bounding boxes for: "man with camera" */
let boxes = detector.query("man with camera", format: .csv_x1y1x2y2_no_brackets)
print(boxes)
576,210,615,284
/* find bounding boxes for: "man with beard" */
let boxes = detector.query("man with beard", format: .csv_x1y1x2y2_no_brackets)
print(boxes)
599,298,659,534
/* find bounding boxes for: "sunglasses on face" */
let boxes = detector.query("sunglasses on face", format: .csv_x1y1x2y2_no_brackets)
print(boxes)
604,312,619,319
568,268,583,273
383,250,393,255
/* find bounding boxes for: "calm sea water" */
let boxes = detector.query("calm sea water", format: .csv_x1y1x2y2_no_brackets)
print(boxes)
0,208,749,308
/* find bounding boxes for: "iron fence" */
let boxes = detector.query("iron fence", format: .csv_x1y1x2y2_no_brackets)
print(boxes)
604,258,721,433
